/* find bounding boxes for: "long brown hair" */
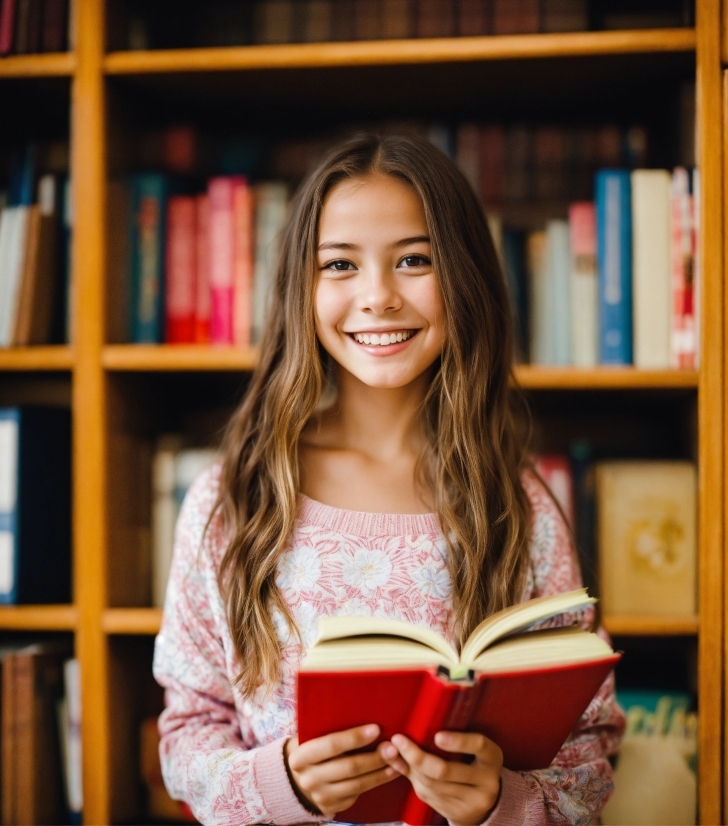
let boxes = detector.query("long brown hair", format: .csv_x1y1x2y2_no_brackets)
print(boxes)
215,132,533,697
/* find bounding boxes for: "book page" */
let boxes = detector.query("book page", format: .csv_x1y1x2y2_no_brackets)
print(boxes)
301,636,452,671
460,588,595,664
313,616,458,663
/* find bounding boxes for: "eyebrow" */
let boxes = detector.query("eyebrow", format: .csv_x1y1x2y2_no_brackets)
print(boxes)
317,235,431,252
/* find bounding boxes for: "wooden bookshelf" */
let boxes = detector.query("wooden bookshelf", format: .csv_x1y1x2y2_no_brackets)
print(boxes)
104,28,695,74
0,52,75,77
0,346,74,371
0,1,714,823
0,604,78,631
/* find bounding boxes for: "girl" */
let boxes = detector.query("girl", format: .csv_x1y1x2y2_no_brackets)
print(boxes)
153,132,624,825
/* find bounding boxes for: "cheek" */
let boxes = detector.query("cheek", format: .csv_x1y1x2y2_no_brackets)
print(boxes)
314,280,349,339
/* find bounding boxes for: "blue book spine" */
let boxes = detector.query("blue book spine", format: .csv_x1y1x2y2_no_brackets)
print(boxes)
130,174,169,343
0,409,20,604
596,170,633,364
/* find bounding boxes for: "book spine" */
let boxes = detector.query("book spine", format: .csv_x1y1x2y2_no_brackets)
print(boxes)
479,125,505,207
13,0,30,52
252,182,287,344
151,437,181,608
232,178,254,346
14,652,33,825
0,0,17,54
596,169,632,365
194,193,211,343
63,658,82,817
1,653,16,825
131,175,167,344
670,167,696,369
546,219,571,365
165,196,196,344
381,0,412,38
458,0,491,35
208,177,235,344
631,169,671,368
41,0,67,51
527,229,550,364
569,201,598,367
1,207,30,348
0,410,19,606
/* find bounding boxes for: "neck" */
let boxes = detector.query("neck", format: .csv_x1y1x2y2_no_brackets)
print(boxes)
330,367,430,461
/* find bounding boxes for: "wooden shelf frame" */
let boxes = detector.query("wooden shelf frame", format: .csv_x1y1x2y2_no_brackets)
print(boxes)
104,28,695,74
0,604,77,631
45,3,723,824
0,346,74,371
0,52,75,77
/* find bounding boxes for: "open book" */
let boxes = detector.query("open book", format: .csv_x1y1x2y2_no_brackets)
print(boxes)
297,589,620,825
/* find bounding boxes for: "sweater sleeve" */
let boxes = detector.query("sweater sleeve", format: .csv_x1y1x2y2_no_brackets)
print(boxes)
463,477,626,826
152,466,324,826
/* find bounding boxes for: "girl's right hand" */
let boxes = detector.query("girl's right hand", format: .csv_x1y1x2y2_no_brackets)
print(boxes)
285,724,399,817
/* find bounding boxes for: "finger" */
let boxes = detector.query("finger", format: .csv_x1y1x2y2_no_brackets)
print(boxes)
304,749,390,786
391,735,484,786
434,731,503,764
378,741,410,776
314,765,399,812
288,724,379,771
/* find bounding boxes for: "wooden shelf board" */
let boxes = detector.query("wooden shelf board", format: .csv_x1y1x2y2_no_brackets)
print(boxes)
103,344,258,371
105,28,695,75
603,615,699,636
0,346,74,371
0,52,75,77
515,365,698,389
0,604,78,630
103,607,162,635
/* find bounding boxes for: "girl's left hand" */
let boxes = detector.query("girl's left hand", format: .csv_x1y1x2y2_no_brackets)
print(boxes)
378,731,503,825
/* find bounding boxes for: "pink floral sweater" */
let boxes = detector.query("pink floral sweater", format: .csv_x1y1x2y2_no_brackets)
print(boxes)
153,464,625,826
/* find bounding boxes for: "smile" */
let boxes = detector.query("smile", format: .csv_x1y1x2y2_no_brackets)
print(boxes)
350,330,417,346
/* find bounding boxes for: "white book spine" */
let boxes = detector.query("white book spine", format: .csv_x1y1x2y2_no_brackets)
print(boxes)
546,220,572,365
0,209,14,346
631,169,672,368
64,658,83,814
569,202,598,368
151,440,180,608
0,413,18,599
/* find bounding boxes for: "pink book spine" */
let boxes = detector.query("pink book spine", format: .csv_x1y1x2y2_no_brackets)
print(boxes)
165,196,197,343
194,194,211,343
208,177,236,344
670,168,696,369
232,178,254,347
0,0,17,54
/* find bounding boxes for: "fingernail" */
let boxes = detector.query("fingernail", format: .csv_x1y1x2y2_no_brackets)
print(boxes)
391,734,404,748
385,766,398,776
382,744,397,759
435,732,451,746
364,724,379,738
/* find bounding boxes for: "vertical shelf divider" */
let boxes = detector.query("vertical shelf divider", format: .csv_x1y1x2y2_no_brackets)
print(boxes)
72,0,110,823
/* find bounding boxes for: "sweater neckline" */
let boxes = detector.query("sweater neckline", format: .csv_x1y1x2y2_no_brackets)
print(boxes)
298,493,440,537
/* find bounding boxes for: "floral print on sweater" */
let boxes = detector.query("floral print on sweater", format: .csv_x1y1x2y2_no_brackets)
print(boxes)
153,464,625,826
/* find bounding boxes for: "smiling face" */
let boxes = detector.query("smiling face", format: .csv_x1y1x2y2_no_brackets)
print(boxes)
314,173,446,390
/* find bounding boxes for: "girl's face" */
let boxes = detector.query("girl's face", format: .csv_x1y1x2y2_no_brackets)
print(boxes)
315,173,446,390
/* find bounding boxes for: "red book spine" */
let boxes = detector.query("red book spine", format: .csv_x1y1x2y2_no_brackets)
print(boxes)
479,125,505,207
670,168,696,369
232,179,254,346
0,0,17,53
165,196,196,343
41,0,66,51
194,193,211,343
208,177,238,344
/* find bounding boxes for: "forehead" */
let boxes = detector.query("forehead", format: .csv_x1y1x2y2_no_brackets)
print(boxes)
319,174,428,239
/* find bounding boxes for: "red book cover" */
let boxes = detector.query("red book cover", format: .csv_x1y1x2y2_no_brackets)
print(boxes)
298,656,619,824
165,196,196,344
0,0,17,54
670,167,696,369
232,178,254,347
194,194,211,344
208,177,242,345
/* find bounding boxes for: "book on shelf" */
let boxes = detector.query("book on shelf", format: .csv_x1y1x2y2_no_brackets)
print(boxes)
0,407,71,605
491,0,540,35
416,0,456,38
298,588,619,824
458,0,491,35
151,438,218,607
2,643,71,826
541,0,588,32
56,658,82,824
596,460,697,618
670,167,697,369
0,0,68,54
569,201,598,367
381,0,413,38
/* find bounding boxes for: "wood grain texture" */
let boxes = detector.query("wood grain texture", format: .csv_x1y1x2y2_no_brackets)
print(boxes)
0,347,73,371
0,53,74,77
103,607,163,635
603,615,699,636
697,1,725,822
71,1,110,823
104,28,695,74
0,605,77,630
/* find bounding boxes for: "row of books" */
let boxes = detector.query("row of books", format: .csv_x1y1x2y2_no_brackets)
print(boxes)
0,407,71,605
126,0,694,50
502,167,698,368
0,0,71,55
151,439,218,607
0,646,81,824
122,174,288,346
455,122,650,208
537,452,697,619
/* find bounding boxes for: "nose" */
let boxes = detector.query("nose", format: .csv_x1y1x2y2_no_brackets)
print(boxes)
359,267,402,315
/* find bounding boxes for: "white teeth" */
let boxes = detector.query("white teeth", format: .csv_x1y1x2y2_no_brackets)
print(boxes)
353,330,414,345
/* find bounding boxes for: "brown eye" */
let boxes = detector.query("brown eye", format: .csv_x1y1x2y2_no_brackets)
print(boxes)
400,255,430,268
326,259,356,271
